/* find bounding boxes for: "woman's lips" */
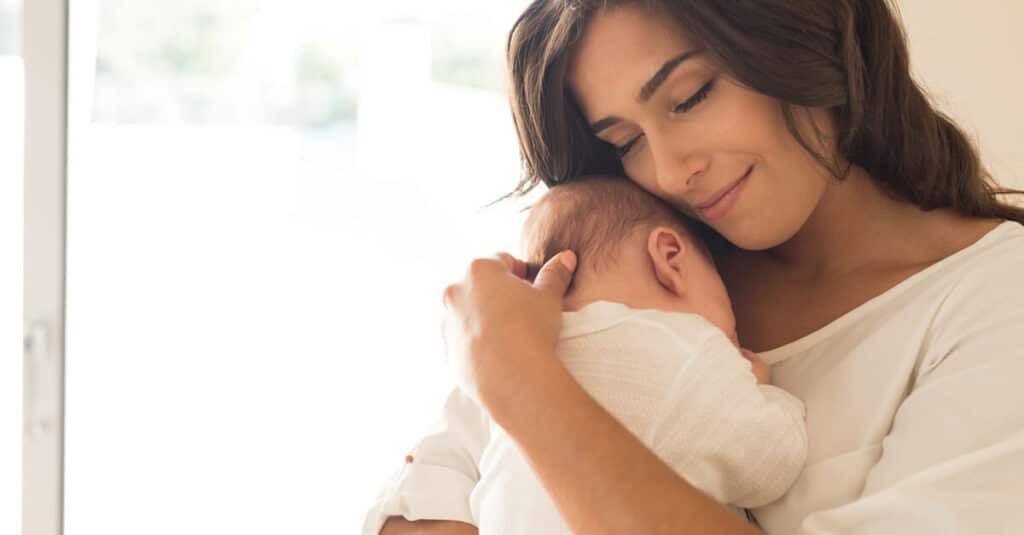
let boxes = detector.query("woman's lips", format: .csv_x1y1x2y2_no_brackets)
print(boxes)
698,165,754,221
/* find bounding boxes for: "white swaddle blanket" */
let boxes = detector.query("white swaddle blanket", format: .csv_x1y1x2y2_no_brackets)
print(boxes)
363,300,807,535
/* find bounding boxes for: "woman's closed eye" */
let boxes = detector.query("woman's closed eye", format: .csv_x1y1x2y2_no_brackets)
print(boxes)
615,135,644,158
673,79,715,114
614,78,717,158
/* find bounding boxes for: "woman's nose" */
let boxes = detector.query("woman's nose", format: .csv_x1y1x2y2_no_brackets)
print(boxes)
649,135,710,196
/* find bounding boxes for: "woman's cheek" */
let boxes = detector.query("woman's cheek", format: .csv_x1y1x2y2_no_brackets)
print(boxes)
624,156,659,195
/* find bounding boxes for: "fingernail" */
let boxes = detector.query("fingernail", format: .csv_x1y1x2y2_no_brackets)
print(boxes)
560,250,577,271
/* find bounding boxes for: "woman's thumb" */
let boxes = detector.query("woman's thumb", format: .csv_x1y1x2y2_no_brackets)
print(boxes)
534,250,576,297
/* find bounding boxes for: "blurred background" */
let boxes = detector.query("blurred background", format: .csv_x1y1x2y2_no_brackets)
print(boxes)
9,1,539,533
1,0,24,530
2,1,1022,534
68,1,538,534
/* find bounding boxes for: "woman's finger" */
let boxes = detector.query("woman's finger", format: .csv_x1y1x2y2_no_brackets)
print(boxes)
494,252,530,280
442,283,460,307
533,250,577,298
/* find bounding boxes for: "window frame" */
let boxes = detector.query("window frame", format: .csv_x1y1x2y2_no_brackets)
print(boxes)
22,0,69,533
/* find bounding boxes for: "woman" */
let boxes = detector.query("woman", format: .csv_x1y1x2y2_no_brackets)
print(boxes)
384,1,1024,533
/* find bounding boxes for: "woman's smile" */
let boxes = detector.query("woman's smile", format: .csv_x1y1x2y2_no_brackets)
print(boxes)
697,164,754,221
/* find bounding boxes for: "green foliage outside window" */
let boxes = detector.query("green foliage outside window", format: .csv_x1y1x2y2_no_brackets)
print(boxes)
92,1,508,127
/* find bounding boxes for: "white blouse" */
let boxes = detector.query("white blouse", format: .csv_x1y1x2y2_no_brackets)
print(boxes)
364,220,1024,534
751,220,1024,534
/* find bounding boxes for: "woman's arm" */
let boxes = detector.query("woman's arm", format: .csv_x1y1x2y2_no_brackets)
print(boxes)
441,252,762,535
380,518,478,535
486,351,762,535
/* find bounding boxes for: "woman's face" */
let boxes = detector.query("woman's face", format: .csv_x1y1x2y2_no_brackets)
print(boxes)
566,6,835,250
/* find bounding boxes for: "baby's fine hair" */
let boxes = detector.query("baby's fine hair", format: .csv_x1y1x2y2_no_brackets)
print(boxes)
521,175,710,277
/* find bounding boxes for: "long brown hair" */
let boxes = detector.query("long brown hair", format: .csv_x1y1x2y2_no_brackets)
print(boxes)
499,0,1024,224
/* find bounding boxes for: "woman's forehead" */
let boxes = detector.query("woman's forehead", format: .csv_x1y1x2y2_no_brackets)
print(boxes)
567,7,699,115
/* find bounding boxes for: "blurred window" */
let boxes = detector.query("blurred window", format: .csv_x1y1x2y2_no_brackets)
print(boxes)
65,2,537,533
0,0,23,531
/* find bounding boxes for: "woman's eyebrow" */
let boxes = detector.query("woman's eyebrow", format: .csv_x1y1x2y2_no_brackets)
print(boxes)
590,116,622,135
638,48,703,102
589,48,703,135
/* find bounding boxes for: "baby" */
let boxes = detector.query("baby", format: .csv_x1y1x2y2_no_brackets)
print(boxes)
363,176,807,535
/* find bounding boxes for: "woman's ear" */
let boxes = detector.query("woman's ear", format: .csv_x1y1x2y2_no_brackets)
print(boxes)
647,226,688,297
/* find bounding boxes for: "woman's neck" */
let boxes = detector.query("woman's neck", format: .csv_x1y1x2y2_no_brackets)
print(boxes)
765,166,929,281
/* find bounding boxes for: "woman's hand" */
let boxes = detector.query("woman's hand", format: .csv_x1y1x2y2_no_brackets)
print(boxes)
441,250,576,414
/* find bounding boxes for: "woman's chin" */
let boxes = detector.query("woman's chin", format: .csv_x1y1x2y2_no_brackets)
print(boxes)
715,220,796,252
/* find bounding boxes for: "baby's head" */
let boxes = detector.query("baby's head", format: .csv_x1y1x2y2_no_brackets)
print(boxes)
522,175,737,342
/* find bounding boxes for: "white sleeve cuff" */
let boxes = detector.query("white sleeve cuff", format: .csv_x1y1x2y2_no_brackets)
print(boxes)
361,462,479,535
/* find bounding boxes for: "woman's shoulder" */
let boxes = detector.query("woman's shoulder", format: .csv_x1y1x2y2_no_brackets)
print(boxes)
906,218,1024,323
917,219,1024,370
883,216,1024,301
756,219,1022,360
940,219,1024,285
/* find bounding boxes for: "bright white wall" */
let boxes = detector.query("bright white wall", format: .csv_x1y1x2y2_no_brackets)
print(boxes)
897,0,1024,188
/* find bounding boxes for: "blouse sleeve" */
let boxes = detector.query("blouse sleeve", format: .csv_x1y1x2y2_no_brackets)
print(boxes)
361,387,490,535
796,263,1024,534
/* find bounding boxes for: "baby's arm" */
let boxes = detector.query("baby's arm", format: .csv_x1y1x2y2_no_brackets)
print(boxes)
650,328,807,509
362,388,490,535
740,348,771,385
562,315,806,510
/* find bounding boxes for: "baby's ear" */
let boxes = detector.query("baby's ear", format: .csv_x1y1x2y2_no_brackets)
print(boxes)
647,226,688,297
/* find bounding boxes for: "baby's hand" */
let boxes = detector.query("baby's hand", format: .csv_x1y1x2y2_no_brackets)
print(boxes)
740,348,771,385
